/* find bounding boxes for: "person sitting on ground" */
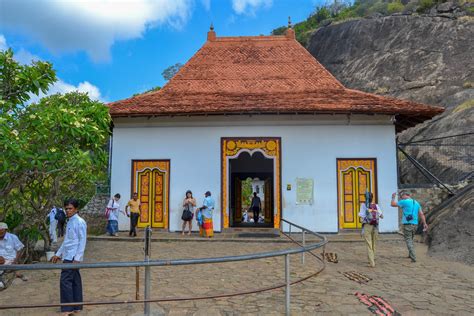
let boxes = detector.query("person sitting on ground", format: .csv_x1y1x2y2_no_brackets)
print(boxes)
0,222,27,289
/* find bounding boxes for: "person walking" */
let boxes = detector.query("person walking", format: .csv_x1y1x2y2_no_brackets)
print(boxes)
55,207,67,238
51,198,87,316
197,191,215,238
125,193,141,237
359,193,383,267
181,190,196,235
106,193,121,237
47,206,58,244
250,192,262,224
391,191,428,262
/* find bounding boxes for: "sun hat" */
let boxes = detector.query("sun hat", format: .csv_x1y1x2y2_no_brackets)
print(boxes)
0,222,8,230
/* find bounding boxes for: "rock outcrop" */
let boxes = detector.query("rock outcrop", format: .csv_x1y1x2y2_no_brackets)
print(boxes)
308,9,473,184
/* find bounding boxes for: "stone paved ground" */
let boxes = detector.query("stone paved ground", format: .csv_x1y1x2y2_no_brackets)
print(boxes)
0,238,473,315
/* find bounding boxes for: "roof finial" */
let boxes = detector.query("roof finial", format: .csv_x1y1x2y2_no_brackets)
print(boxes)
288,16,292,29
207,23,216,41
285,16,295,40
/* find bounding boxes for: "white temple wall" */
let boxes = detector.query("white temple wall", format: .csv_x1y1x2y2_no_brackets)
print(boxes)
110,115,398,233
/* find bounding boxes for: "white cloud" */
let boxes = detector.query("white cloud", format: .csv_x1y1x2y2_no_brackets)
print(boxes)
0,35,7,51
0,0,193,62
232,0,272,15
29,80,105,104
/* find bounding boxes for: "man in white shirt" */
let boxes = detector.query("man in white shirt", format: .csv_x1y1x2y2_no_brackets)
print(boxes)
0,222,26,289
47,206,58,243
51,199,87,316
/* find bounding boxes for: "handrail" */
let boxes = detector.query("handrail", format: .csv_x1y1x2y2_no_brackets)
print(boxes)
0,219,328,316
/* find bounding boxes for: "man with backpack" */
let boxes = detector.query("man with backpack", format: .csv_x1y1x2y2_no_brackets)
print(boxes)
55,206,67,238
391,191,428,262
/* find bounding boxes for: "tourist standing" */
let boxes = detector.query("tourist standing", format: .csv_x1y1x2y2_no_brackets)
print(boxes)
51,198,87,315
359,193,383,267
250,192,262,224
106,193,121,237
197,191,214,238
47,206,58,243
391,191,428,262
181,190,196,235
125,193,141,237
0,222,27,289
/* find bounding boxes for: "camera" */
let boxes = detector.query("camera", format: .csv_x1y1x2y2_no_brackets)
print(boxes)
406,215,413,221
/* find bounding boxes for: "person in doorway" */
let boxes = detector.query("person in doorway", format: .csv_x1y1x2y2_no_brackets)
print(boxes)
0,222,27,289
391,191,428,262
197,191,215,238
250,192,261,225
51,198,87,315
181,190,196,235
359,193,383,267
47,206,59,243
106,193,121,236
56,206,67,238
125,193,141,237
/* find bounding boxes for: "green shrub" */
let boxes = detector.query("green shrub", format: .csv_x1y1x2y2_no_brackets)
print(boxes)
417,0,435,12
388,1,405,14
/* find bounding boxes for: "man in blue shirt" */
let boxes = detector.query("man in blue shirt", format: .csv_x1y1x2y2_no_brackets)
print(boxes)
391,191,428,262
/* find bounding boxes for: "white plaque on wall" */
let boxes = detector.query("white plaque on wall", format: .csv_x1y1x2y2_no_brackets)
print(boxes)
296,178,314,205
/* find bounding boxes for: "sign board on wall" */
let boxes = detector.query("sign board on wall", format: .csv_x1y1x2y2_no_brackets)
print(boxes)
296,178,314,205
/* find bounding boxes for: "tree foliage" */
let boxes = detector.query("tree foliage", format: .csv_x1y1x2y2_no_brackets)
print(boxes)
161,63,183,81
0,49,111,255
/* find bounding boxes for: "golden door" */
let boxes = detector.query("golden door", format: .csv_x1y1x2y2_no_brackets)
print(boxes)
337,159,377,229
132,160,170,229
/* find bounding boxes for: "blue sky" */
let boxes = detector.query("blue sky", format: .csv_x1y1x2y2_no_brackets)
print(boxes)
0,0,322,102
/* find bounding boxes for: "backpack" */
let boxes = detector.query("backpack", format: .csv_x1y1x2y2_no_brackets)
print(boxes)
55,208,66,222
366,203,379,226
105,200,114,219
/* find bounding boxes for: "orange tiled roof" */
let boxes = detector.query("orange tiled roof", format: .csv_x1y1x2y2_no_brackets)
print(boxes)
109,29,443,131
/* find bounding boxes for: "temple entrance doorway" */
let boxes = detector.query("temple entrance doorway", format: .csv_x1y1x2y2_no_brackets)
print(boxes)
229,151,274,228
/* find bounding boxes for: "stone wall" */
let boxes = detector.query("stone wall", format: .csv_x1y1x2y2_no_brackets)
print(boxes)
81,194,110,235
398,185,451,215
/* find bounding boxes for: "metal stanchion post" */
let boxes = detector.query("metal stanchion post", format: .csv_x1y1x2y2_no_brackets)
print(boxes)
285,254,290,316
144,226,152,316
135,267,140,300
301,230,305,265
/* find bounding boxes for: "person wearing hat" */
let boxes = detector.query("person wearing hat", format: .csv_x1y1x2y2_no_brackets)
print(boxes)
0,222,26,289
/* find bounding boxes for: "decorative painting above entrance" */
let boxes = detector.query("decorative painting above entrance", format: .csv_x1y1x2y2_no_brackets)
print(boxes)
221,138,281,229
131,160,170,229
337,159,377,229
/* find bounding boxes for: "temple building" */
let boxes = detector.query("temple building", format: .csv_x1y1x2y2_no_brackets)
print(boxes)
108,26,442,233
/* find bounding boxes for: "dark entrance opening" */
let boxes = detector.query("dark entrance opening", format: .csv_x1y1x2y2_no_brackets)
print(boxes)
229,151,274,227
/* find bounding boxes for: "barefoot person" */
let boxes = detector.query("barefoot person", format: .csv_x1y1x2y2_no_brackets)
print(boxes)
181,190,196,235
51,199,87,316
359,193,383,267
197,191,215,238
125,193,141,237
391,191,428,262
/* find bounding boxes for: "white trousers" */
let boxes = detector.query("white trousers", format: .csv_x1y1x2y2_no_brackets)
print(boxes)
49,219,58,243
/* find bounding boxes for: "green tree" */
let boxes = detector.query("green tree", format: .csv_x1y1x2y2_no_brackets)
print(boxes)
162,63,183,81
0,49,111,256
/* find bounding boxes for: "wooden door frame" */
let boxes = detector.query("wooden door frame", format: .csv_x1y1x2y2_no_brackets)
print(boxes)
221,137,282,230
336,158,378,231
130,159,171,230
